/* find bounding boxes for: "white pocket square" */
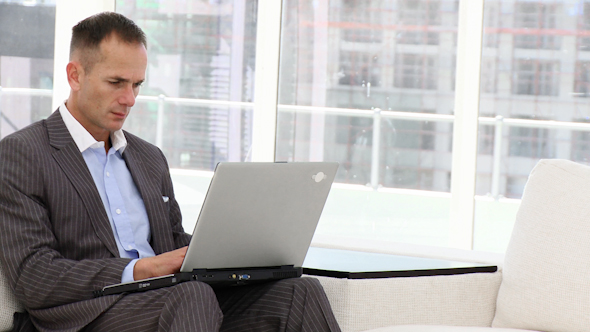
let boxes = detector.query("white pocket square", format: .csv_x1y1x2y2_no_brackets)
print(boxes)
162,196,169,203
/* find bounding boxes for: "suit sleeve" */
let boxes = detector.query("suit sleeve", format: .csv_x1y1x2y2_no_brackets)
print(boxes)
0,135,131,310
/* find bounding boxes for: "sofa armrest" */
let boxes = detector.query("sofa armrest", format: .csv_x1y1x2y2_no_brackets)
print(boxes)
1,267,24,332
314,270,502,332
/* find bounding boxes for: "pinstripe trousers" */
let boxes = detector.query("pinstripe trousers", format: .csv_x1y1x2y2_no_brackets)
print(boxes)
83,277,340,332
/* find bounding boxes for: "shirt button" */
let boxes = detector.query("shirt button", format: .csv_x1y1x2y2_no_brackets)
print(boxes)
116,209,121,215
127,245,133,250
106,172,110,177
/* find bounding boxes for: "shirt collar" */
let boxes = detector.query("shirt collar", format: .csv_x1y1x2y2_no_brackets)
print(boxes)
59,102,127,154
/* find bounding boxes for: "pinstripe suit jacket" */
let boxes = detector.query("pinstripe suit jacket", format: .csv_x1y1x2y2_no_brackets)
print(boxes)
0,110,191,331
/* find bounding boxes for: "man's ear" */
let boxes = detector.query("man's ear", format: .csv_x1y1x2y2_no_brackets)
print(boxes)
66,61,83,91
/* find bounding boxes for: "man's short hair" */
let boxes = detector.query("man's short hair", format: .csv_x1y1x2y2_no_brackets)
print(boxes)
70,12,147,72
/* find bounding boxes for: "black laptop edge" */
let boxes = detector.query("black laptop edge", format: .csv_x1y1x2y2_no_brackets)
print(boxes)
95,265,302,297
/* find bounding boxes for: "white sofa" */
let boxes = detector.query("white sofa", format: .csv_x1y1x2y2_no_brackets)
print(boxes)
315,159,590,332
1,159,588,331
0,264,23,331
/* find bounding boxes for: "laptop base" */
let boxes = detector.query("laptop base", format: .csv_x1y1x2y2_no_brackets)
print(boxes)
94,265,302,297
192,265,302,287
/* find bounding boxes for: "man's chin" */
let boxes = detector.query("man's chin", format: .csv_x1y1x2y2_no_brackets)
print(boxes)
107,121,126,133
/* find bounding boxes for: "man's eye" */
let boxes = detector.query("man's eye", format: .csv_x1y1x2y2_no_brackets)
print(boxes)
109,81,120,85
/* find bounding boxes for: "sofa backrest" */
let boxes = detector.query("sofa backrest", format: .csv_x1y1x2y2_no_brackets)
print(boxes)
0,262,23,331
492,159,590,331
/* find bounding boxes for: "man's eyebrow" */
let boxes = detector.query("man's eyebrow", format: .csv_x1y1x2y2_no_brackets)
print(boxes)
108,76,144,84
107,76,129,83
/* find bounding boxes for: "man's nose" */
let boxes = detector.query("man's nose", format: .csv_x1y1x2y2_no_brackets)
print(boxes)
120,84,136,107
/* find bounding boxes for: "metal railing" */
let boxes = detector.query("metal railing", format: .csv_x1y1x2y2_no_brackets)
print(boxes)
3,87,590,199
135,95,253,148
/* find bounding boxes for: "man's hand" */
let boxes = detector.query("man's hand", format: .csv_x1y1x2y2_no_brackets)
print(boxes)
133,246,188,280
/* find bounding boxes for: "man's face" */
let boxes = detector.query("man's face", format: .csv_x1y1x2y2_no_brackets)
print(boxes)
70,34,147,142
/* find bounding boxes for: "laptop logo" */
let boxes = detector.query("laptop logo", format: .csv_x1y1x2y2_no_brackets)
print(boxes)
312,172,326,183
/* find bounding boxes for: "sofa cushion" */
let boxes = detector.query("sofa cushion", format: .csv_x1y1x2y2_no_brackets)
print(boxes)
363,326,538,332
1,263,23,332
315,271,502,332
492,159,590,331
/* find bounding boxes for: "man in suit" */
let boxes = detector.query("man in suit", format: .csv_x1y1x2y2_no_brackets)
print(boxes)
0,12,341,332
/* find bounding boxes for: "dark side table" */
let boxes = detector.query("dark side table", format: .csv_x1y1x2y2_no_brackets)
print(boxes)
302,247,498,279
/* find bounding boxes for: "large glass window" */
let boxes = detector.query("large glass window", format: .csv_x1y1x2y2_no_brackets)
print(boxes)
5,0,589,256
276,0,459,248
116,0,257,169
115,0,258,230
0,0,55,139
474,0,590,253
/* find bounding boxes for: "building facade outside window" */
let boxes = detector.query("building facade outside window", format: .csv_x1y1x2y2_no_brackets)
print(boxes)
341,0,383,43
571,121,590,162
394,54,438,90
508,122,552,159
574,61,590,97
397,0,442,45
513,2,561,50
338,51,381,87
513,59,560,96
579,2,590,51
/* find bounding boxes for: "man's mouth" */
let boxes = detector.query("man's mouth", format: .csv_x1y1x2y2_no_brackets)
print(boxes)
112,111,127,118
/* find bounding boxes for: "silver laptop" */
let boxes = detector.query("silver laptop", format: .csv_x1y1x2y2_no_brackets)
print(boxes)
96,162,338,296
180,161,338,273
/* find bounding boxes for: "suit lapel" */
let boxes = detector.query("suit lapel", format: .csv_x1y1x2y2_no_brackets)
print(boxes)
46,111,120,257
122,139,175,254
